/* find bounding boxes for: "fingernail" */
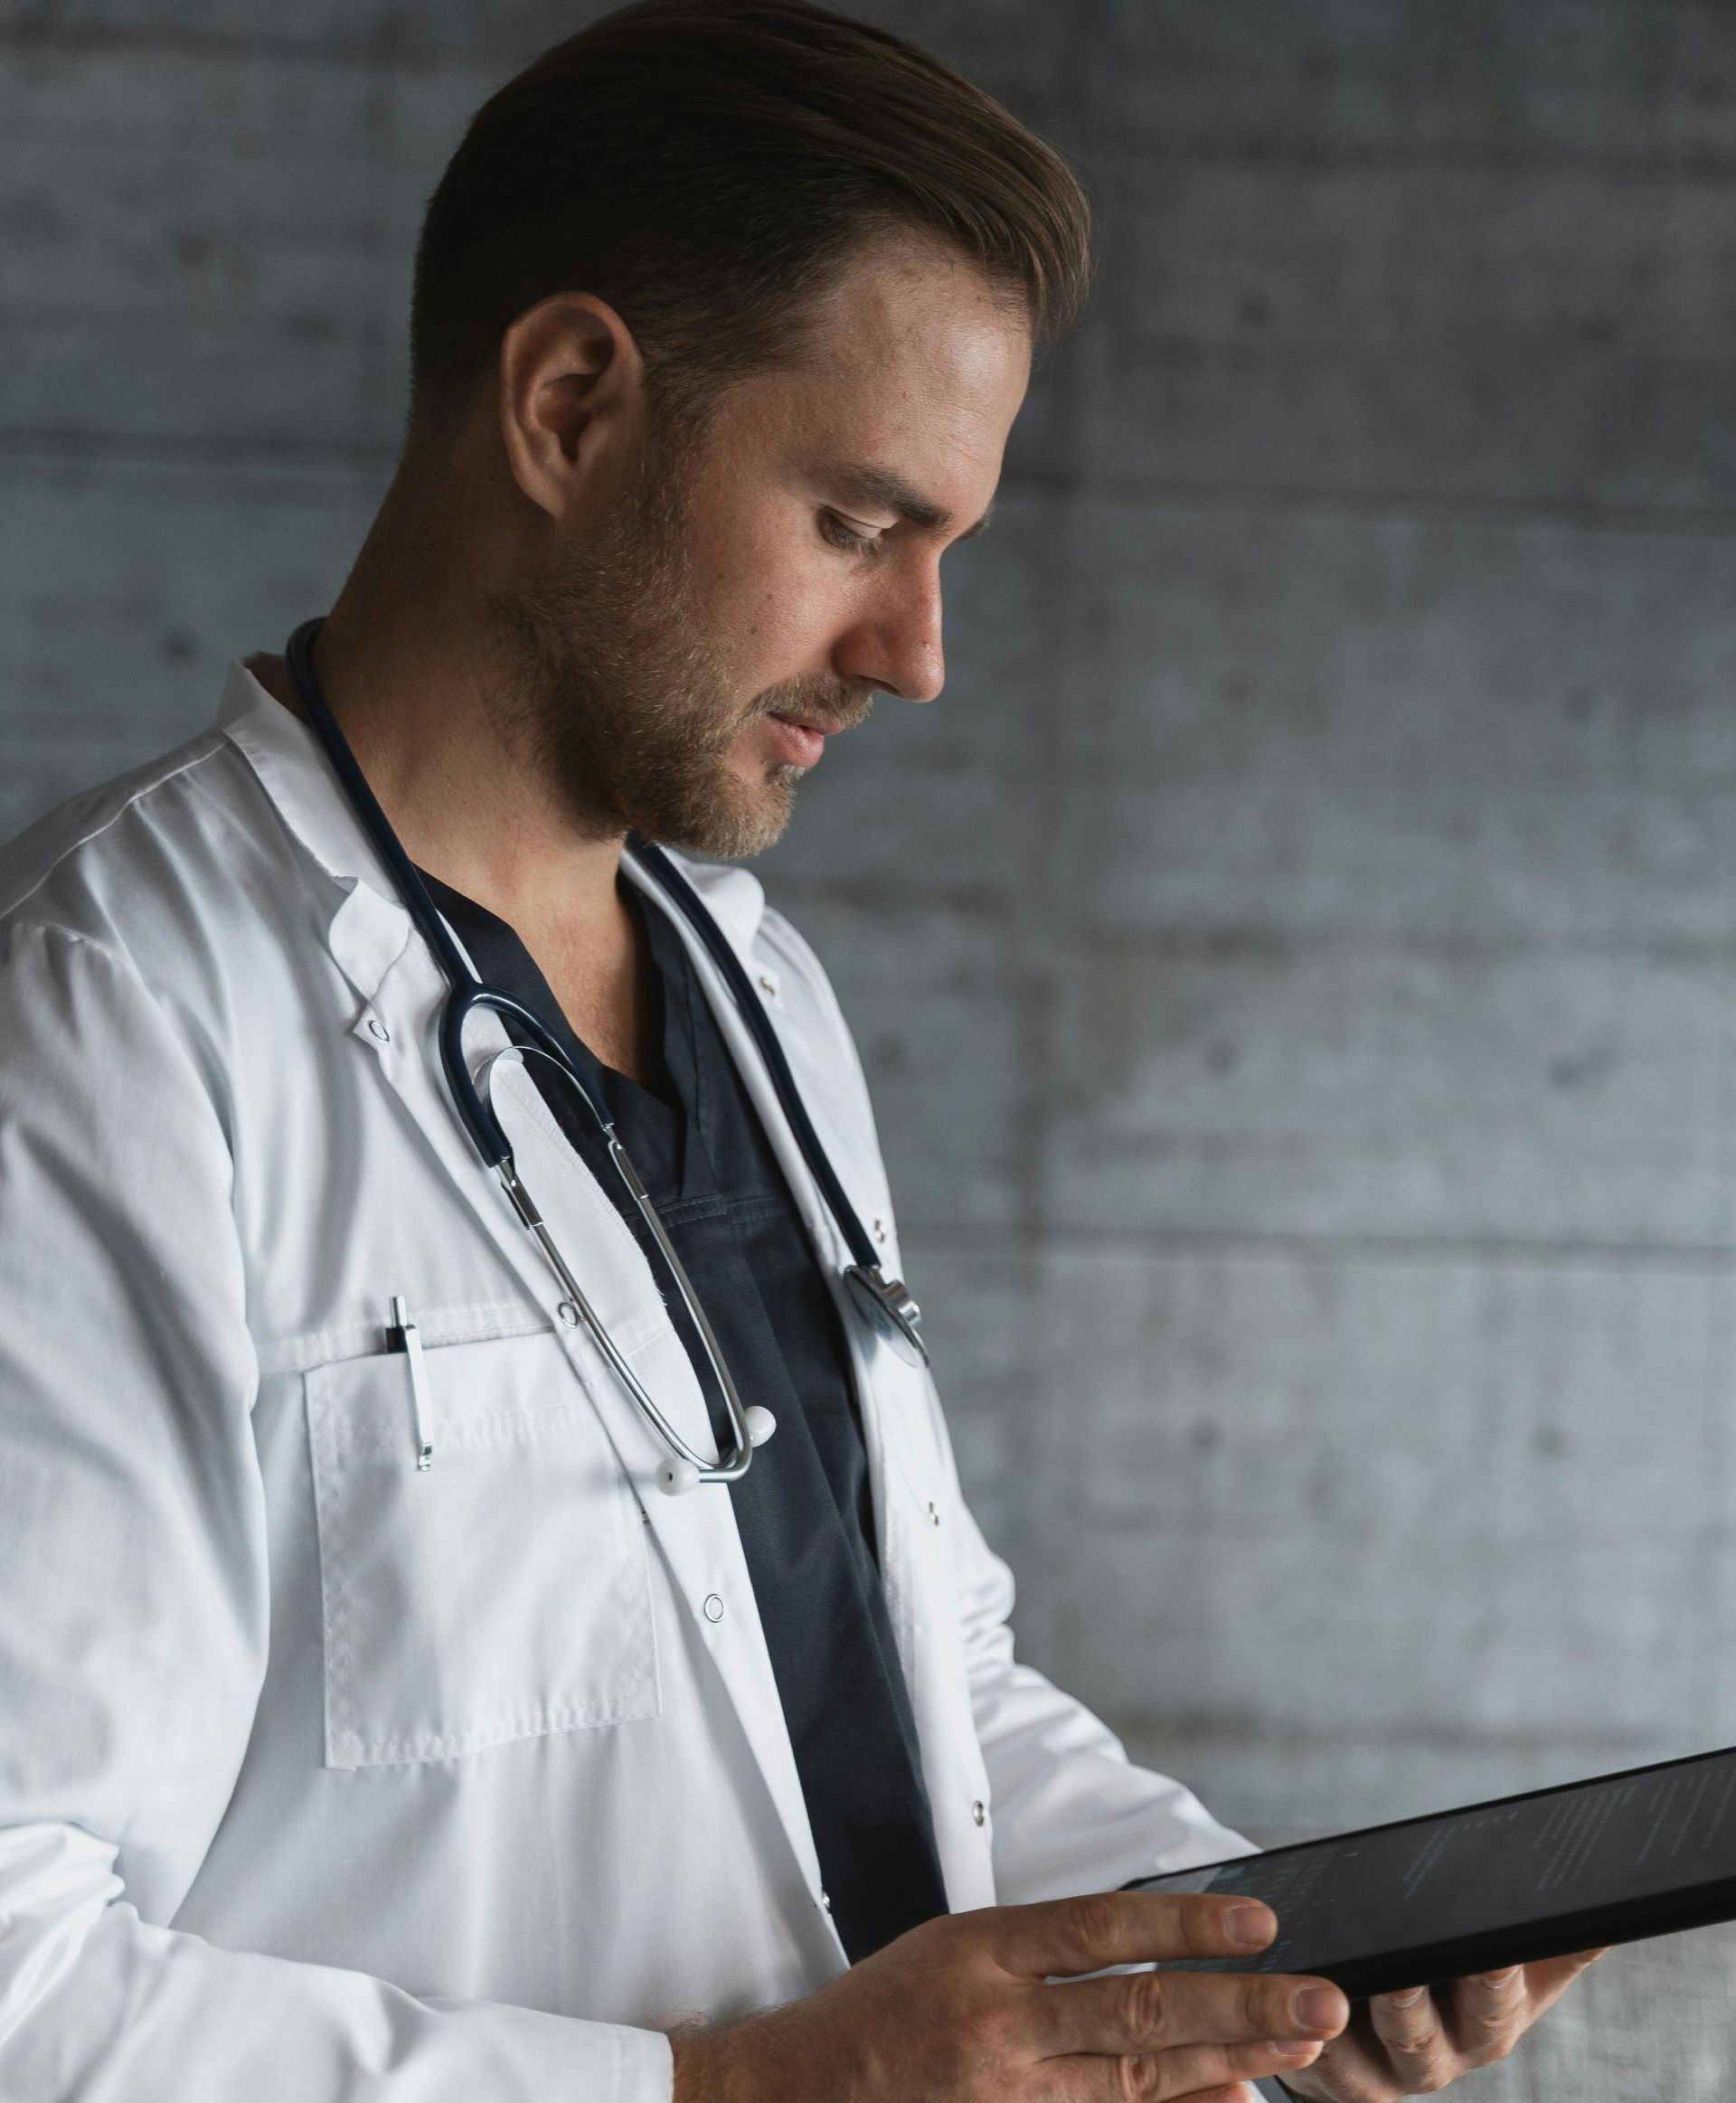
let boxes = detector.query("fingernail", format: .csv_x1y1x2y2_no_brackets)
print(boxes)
1293,1985,1345,2031
1387,1986,1427,2007
1268,2040,1324,2067
1226,1902,1276,1947
1485,1968,1522,1986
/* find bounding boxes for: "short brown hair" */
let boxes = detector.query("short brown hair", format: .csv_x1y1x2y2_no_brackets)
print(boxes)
407,0,1090,436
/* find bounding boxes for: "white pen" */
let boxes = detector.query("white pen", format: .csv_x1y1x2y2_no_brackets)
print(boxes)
388,1295,434,1471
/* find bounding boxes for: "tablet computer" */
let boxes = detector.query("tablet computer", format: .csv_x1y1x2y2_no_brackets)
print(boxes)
1126,1743,1736,2000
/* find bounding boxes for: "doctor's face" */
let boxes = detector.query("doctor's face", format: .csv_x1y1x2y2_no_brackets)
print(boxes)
495,234,1031,858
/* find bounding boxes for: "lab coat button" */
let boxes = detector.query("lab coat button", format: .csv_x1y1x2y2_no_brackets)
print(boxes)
971,1798,986,1827
366,1016,390,1043
873,1217,887,1245
703,1593,725,1623
819,1889,832,1912
928,1502,941,1527
556,1299,580,1328
757,973,778,997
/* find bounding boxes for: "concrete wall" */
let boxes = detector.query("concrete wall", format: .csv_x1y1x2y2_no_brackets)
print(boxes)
5,2,1736,2091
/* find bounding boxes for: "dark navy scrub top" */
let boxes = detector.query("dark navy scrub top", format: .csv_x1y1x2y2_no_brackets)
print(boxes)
420,869,948,1961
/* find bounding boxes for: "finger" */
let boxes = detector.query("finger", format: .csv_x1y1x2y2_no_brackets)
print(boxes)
1519,1948,1608,2009
1367,1985,1459,2089
1443,1965,1528,2063
1035,1966,1347,2057
1154,2036,1331,2092
1285,2022,1405,2103
993,1891,1280,1978
1050,2035,1327,2103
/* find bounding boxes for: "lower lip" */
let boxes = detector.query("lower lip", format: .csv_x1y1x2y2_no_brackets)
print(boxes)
766,715,826,769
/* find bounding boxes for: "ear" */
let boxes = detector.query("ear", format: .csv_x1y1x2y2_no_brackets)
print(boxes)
497,292,644,520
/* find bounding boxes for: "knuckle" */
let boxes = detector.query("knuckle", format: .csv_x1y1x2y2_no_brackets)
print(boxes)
1115,2051,1164,2103
1069,1891,1123,1955
1122,1969,1175,2043
1383,2004,1431,2050
1250,1976,1292,2035
927,1910,978,1966
1175,1896,1222,1957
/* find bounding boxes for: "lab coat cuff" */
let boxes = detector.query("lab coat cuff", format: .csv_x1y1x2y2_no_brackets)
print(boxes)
437,2004,674,2103
610,2020,677,2103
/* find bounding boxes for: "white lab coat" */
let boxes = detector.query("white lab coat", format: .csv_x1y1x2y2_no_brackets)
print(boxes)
0,662,1247,2101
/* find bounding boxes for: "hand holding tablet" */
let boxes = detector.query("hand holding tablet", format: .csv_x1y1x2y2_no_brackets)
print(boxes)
1128,1744,1736,2097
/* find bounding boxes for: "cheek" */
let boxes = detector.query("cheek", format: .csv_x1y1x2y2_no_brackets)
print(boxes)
688,505,843,673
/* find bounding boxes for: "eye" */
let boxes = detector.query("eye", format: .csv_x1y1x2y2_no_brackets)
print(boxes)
819,509,884,557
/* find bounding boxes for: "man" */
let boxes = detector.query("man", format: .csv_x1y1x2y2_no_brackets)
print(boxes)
0,5,1595,2098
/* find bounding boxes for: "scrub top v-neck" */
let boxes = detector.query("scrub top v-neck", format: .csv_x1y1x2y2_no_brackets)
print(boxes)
419,868,948,1962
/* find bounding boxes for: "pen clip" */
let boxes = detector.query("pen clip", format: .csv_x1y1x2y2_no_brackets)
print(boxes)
387,1294,434,1471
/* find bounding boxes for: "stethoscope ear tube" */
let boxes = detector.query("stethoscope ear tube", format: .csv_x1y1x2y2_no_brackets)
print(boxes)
482,1053,766,1492
628,838,929,1368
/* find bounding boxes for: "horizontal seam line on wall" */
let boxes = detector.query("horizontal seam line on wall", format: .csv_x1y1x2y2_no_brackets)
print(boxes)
0,23,508,75
0,427,400,473
757,896,1736,961
901,1221,1736,1274
9,25,1736,186
11,427,1736,543
1006,469,1736,542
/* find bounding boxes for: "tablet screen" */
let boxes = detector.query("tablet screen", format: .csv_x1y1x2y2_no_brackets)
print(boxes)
1127,1746,1736,1999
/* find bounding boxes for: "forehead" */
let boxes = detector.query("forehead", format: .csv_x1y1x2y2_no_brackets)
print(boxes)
718,234,1032,477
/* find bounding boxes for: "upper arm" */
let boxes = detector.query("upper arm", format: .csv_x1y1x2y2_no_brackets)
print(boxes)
0,919,263,1914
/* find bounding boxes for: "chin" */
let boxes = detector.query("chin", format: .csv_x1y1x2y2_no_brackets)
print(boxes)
651,773,797,862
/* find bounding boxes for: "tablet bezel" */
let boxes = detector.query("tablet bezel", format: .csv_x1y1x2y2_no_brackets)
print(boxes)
1126,1741,1736,2000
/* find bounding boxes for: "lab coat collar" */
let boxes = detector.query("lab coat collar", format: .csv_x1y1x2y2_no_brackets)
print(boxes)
219,659,397,899
219,658,415,1005
215,655,773,985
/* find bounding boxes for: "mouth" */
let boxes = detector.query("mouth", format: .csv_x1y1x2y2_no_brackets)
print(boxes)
764,708,858,770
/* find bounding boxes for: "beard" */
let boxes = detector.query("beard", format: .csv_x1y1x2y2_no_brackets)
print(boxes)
482,424,872,860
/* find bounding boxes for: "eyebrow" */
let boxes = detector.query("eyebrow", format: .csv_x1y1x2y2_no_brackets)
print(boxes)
829,464,995,542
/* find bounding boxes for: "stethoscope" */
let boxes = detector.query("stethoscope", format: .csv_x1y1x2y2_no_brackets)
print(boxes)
285,619,928,1495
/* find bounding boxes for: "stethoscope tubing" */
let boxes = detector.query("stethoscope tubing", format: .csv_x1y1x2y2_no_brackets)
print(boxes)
282,615,924,1496
627,839,883,1278
281,618,921,1497
287,618,769,1485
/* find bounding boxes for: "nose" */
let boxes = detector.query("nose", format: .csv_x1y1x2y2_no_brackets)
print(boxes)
835,560,945,703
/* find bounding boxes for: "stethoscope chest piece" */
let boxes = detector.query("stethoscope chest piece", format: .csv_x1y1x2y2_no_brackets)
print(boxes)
843,1264,929,1369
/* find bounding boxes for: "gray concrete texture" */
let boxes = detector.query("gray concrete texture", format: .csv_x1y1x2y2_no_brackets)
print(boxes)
5,0,1736,2090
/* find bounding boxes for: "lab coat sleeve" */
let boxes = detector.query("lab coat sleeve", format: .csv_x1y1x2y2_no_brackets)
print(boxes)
941,1426,1257,1902
0,920,674,2103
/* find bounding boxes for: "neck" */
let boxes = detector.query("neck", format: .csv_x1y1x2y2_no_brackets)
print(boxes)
259,460,627,949
250,457,659,1080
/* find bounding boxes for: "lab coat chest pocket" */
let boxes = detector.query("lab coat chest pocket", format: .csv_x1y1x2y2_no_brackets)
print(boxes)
305,1328,659,1769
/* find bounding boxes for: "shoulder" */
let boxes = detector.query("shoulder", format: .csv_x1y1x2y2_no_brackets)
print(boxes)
0,726,264,957
0,712,337,1127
